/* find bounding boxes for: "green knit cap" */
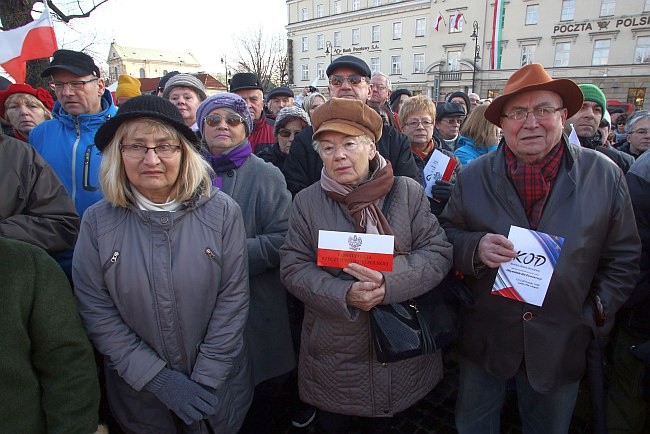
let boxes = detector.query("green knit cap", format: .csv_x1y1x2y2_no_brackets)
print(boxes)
578,84,606,118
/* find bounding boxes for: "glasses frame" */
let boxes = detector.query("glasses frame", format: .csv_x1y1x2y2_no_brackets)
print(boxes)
277,128,302,138
404,119,434,129
502,106,564,122
631,128,649,135
120,143,182,159
329,74,364,87
203,113,245,128
49,78,99,91
440,117,465,125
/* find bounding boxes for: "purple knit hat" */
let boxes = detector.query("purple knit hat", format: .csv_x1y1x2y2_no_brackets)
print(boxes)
196,92,253,137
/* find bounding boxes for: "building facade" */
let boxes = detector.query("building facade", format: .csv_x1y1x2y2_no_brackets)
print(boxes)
107,42,202,84
286,0,650,109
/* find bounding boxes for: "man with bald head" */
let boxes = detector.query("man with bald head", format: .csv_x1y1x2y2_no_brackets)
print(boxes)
439,63,640,433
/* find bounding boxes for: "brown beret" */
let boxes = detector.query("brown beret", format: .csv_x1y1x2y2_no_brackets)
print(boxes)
312,97,383,142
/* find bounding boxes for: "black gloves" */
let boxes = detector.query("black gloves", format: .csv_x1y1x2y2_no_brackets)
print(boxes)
145,368,218,425
430,180,453,216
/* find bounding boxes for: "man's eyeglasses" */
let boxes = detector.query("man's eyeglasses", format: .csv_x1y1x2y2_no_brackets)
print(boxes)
49,78,98,91
502,106,563,122
440,117,465,125
204,114,245,127
404,119,434,128
278,128,302,138
631,129,649,135
121,144,181,158
329,74,364,87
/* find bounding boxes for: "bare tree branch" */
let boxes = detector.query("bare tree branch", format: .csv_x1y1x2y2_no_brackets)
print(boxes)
234,26,288,91
47,0,109,23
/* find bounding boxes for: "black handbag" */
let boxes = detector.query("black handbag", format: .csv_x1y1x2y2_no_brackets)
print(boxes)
368,178,473,363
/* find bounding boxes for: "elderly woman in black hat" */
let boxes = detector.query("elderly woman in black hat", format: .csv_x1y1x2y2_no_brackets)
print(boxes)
280,97,452,433
196,92,296,434
72,95,253,433
257,105,311,171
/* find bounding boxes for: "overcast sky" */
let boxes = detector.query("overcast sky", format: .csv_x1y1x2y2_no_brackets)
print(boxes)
50,0,288,74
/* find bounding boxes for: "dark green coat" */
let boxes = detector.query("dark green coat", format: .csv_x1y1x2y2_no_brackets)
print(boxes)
0,237,99,434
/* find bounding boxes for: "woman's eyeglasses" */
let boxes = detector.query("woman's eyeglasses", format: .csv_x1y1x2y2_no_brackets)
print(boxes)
121,144,181,158
278,128,302,138
204,114,245,127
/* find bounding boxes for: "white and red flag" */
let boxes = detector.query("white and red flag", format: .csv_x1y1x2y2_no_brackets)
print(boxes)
434,12,445,31
453,12,465,29
317,230,395,272
0,3,58,83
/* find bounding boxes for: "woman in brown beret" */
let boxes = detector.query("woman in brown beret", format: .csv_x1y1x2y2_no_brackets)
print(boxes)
280,97,452,433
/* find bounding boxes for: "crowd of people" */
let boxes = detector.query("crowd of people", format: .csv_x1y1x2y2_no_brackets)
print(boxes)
0,48,649,434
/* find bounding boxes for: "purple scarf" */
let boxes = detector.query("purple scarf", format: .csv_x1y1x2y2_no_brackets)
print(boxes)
204,141,252,189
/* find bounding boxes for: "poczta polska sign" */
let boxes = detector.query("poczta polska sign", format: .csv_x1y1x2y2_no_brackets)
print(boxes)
553,15,649,34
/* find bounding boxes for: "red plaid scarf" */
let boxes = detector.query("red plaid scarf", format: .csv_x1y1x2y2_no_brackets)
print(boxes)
505,143,564,229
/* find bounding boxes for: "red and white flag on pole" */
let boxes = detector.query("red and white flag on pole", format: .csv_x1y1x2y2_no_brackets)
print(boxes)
452,12,465,29
434,12,445,31
0,3,58,83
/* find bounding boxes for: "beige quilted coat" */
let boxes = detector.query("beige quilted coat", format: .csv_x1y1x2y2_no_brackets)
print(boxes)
280,176,453,417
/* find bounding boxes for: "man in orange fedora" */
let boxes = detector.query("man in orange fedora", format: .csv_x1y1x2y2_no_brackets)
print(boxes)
438,63,641,433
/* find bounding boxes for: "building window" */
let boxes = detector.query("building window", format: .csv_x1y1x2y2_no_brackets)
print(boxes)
592,39,610,65
554,42,571,67
634,36,650,64
391,55,402,75
139,68,145,78
600,0,615,16
334,31,342,47
371,25,380,43
413,53,425,73
393,22,402,39
301,36,309,52
301,8,308,20
447,51,461,71
487,89,499,99
521,45,536,66
317,63,325,79
352,28,360,45
370,57,380,73
628,88,646,111
301,65,309,80
317,34,325,50
526,4,539,25
415,18,426,37
316,4,324,17
645,0,650,12
449,14,464,33
352,0,360,11
334,0,342,14
373,0,381,5
560,0,575,21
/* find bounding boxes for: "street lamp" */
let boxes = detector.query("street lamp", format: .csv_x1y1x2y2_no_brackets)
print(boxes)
470,21,481,93
324,41,333,64
220,56,230,90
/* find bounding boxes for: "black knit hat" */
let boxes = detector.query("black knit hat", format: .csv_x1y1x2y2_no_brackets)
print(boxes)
445,91,471,113
389,88,412,106
41,49,100,78
326,55,371,78
94,95,198,151
229,72,263,92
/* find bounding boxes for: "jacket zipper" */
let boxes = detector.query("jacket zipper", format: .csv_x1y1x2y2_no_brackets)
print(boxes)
102,250,120,272
205,247,217,262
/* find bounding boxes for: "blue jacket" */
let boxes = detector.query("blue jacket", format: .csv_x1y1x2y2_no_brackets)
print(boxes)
30,89,117,218
454,135,498,166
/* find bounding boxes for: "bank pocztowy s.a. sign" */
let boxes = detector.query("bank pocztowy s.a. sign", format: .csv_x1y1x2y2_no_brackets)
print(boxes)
554,14,649,34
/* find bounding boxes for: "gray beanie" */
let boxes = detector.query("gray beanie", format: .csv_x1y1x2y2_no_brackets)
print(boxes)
196,92,253,137
162,74,207,100
274,106,311,137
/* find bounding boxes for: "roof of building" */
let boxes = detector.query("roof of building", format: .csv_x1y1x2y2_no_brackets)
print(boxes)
135,74,227,94
109,43,201,67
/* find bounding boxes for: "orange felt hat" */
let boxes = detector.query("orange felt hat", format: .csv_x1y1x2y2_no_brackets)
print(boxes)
484,63,583,127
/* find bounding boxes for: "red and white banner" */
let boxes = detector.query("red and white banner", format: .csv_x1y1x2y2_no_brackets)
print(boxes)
0,4,58,83
451,12,464,30
422,149,458,198
317,230,394,272
434,12,445,31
